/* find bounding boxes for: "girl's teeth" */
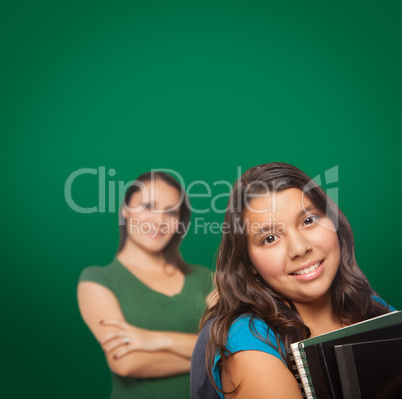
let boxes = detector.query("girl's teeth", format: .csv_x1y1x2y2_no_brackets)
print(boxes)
293,261,321,275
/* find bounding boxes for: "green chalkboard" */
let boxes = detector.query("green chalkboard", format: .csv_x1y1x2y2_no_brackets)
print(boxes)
1,1,401,398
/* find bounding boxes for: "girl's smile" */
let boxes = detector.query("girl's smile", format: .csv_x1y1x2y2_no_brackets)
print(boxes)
289,258,325,280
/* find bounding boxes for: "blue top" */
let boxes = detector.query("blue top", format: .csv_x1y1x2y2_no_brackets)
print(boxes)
212,296,396,399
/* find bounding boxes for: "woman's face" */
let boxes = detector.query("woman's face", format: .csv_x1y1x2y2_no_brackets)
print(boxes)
122,179,182,253
244,188,340,306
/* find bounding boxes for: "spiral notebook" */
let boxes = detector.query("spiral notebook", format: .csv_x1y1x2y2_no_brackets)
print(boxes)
290,311,402,399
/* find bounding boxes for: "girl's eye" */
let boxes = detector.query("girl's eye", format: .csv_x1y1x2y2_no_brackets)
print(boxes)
142,203,152,209
262,235,279,245
303,215,320,226
167,210,179,217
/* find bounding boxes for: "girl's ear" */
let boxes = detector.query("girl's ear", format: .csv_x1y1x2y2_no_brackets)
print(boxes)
121,207,127,219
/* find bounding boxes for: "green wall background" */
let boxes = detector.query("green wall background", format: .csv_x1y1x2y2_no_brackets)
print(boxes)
2,1,401,397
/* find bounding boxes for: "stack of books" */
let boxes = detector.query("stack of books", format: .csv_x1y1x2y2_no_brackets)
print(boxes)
290,311,402,399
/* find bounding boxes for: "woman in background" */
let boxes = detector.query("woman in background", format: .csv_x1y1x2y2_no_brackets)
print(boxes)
78,171,213,399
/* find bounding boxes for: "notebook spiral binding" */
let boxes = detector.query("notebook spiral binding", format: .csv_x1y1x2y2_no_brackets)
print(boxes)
290,342,315,399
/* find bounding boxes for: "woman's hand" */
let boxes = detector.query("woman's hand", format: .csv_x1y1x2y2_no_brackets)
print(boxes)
100,320,166,359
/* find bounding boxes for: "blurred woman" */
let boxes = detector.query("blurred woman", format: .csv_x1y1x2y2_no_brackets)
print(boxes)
78,171,213,399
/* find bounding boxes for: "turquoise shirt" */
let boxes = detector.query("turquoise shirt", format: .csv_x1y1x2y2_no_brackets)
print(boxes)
212,296,396,399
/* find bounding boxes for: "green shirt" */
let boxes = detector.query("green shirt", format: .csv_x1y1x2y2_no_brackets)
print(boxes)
79,258,213,399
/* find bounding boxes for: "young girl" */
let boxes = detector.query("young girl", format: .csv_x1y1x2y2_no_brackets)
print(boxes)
195,162,395,399
78,171,213,399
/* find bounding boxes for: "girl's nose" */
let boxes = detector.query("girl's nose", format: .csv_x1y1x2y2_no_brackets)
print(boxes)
287,231,312,259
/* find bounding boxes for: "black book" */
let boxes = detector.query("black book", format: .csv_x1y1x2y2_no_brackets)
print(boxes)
334,337,402,399
290,311,402,399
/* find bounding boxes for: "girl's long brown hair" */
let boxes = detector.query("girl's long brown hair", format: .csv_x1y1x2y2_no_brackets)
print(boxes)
117,171,192,274
202,162,390,394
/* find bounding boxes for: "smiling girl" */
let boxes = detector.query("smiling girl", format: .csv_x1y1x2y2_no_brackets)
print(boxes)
195,163,395,399
78,171,213,399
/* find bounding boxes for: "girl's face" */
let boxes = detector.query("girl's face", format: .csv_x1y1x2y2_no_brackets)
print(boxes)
244,188,340,306
122,179,181,253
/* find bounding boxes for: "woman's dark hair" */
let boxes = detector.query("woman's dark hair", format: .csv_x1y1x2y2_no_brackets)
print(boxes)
117,171,191,274
202,162,390,394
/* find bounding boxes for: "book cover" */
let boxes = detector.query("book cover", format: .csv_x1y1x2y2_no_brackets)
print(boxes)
334,337,402,399
290,311,402,399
